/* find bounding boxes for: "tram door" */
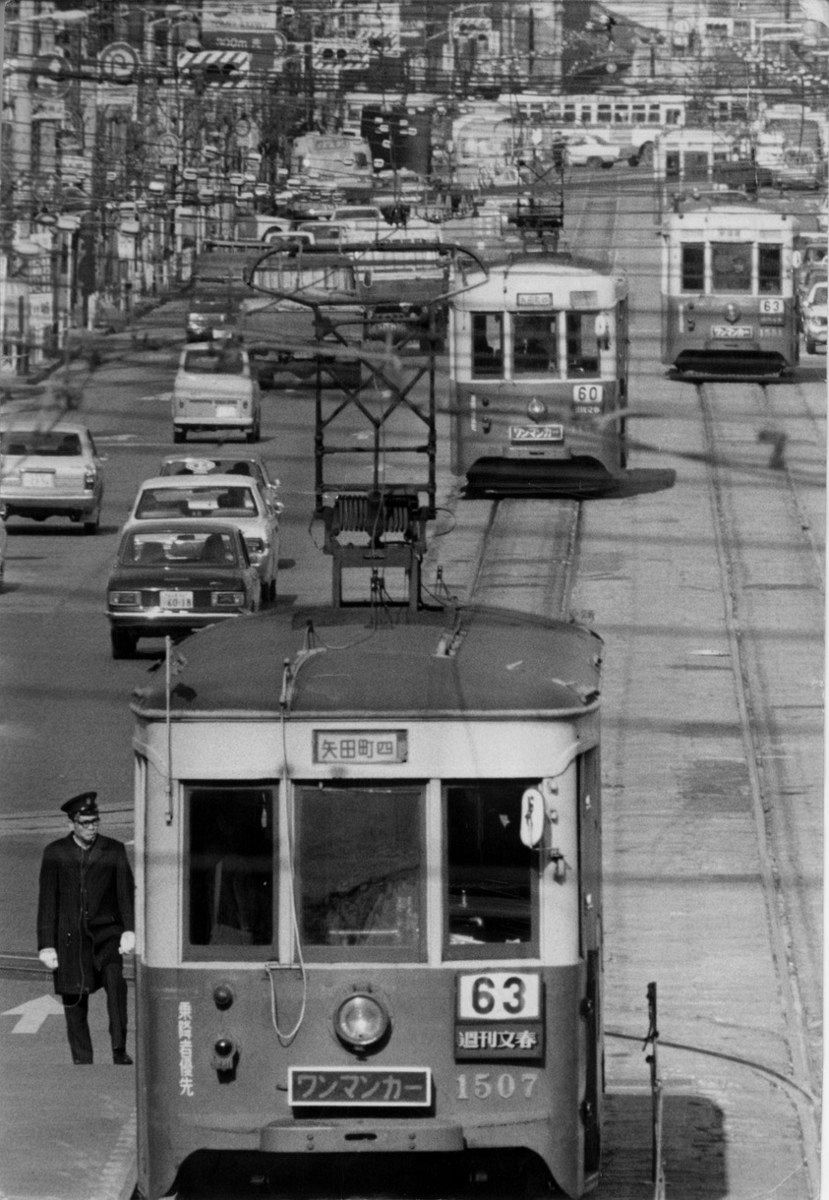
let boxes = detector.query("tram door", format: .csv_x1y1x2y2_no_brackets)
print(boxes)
578,749,602,1176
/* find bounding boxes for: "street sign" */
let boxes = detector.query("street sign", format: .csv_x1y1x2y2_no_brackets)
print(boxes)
98,41,140,84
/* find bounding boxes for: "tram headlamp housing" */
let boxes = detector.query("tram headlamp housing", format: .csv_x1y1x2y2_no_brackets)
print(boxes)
724,303,741,323
527,396,547,421
335,993,390,1049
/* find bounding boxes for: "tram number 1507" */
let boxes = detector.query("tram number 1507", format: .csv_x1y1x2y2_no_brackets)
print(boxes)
456,1071,539,1100
457,972,541,1020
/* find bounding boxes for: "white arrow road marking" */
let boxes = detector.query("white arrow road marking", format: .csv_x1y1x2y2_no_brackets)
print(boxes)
2,994,65,1032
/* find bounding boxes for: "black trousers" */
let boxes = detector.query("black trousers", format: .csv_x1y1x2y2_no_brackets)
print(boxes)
61,960,128,1064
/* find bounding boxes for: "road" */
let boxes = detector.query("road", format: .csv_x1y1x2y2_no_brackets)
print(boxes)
0,172,824,1199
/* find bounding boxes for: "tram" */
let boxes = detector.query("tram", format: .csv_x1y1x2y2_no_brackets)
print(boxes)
132,604,604,1199
449,255,629,494
661,194,799,378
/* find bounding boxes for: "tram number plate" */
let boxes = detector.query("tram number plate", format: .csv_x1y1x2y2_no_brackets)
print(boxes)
509,424,564,443
289,1067,431,1107
710,325,753,340
159,590,193,609
457,972,541,1020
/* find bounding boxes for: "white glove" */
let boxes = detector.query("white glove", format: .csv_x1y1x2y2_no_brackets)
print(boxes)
119,931,136,955
39,948,59,971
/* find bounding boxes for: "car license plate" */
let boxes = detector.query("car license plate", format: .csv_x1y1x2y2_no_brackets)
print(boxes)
215,404,238,417
509,424,564,443
23,471,54,487
159,590,193,609
288,1067,431,1108
710,325,752,340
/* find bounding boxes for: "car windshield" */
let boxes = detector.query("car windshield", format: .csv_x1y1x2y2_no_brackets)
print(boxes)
135,485,259,519
120,529,240,566
809,285,828,306
182,348,244,374
1,431,82,456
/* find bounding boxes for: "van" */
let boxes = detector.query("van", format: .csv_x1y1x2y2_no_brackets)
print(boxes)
172,343,261,444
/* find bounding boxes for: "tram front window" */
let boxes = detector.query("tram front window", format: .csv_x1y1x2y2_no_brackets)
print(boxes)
297,784,424,960
186,788,273,952
566,312,601,376
471,313,503,378
445,781,537,956
758,244,782,294
513,313,556,375
712,241,752,291
681,244,705,291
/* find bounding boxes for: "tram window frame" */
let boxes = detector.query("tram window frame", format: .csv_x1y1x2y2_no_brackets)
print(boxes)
443,779,539,960
680,243,705,292
471,312,504,378
758,244,782,295
711,241,752,292
293,780,427,963
183,785,275,960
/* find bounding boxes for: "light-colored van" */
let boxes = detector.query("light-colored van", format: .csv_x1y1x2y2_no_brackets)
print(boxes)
172,342,261,444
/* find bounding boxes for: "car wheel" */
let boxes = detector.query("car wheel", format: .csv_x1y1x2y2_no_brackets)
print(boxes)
82,508,100,535
269,575,277,603
806,338,816,354
173,428,185,443
587,156,602,169
246,422,261,444
111,629,136,659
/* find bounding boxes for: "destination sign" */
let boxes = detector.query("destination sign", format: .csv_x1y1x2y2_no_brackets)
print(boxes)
312,730,408,764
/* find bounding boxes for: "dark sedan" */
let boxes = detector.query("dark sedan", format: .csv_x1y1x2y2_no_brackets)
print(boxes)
106,519,261,658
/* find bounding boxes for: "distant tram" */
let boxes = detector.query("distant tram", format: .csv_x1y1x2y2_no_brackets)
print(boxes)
132,605,605,1200
661,195,799,377
449,254,629,494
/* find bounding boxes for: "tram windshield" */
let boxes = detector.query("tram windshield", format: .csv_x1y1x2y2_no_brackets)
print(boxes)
445,781,537,957
711,242,752,291
296,783,424,961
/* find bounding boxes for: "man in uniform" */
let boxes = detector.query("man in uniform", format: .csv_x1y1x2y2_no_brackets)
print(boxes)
36,792,135,1065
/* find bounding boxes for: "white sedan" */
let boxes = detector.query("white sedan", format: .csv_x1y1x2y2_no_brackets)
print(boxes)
123,473,281,601
561,134,620,169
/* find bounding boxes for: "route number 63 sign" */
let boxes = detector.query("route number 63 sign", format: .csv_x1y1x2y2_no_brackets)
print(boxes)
457,972,541,1020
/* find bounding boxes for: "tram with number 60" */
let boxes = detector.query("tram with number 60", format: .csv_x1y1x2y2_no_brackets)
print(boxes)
131,604,604,1199
449,255,629,494
661,194,799,378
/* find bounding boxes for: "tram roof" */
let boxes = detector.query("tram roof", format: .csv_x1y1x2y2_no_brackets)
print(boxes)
131,605,602,721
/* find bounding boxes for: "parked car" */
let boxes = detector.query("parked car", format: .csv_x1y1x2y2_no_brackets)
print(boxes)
0,418,105,533
0,503,7,588
771,148,823,191
560,133,620,169
106,519,261,658
124,473,280,600
172,342,261,444
801,280,828,354
157,455,284,513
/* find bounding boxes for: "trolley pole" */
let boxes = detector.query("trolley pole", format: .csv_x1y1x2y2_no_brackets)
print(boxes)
645,981,666,1200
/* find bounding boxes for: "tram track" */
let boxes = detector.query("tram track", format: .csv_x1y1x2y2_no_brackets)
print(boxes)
695,379,823,1196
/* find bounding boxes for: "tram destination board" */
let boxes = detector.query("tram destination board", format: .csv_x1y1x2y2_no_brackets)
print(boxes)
289,1067,432,1107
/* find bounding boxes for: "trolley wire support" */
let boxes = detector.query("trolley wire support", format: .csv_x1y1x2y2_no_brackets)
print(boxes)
243,239,488,609
644,980,666,1200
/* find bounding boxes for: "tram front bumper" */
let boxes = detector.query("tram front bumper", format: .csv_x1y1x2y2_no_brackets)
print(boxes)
260,1118,464,1154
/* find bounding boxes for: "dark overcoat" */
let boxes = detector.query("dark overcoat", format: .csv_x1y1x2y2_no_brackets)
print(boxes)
37,833,135,995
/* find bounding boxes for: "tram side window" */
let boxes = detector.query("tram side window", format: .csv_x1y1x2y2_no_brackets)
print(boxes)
712,241,751,291
187,788,273,950
758,245,782,294
296,784,424,960
681,244,705,291
445,780,536,955
566,312,601,376
471,313,503,378
513,313,557,375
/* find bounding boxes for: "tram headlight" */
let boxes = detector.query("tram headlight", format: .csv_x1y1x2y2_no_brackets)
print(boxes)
724,303,741,323
527,396,547,421
335,993,390,1049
